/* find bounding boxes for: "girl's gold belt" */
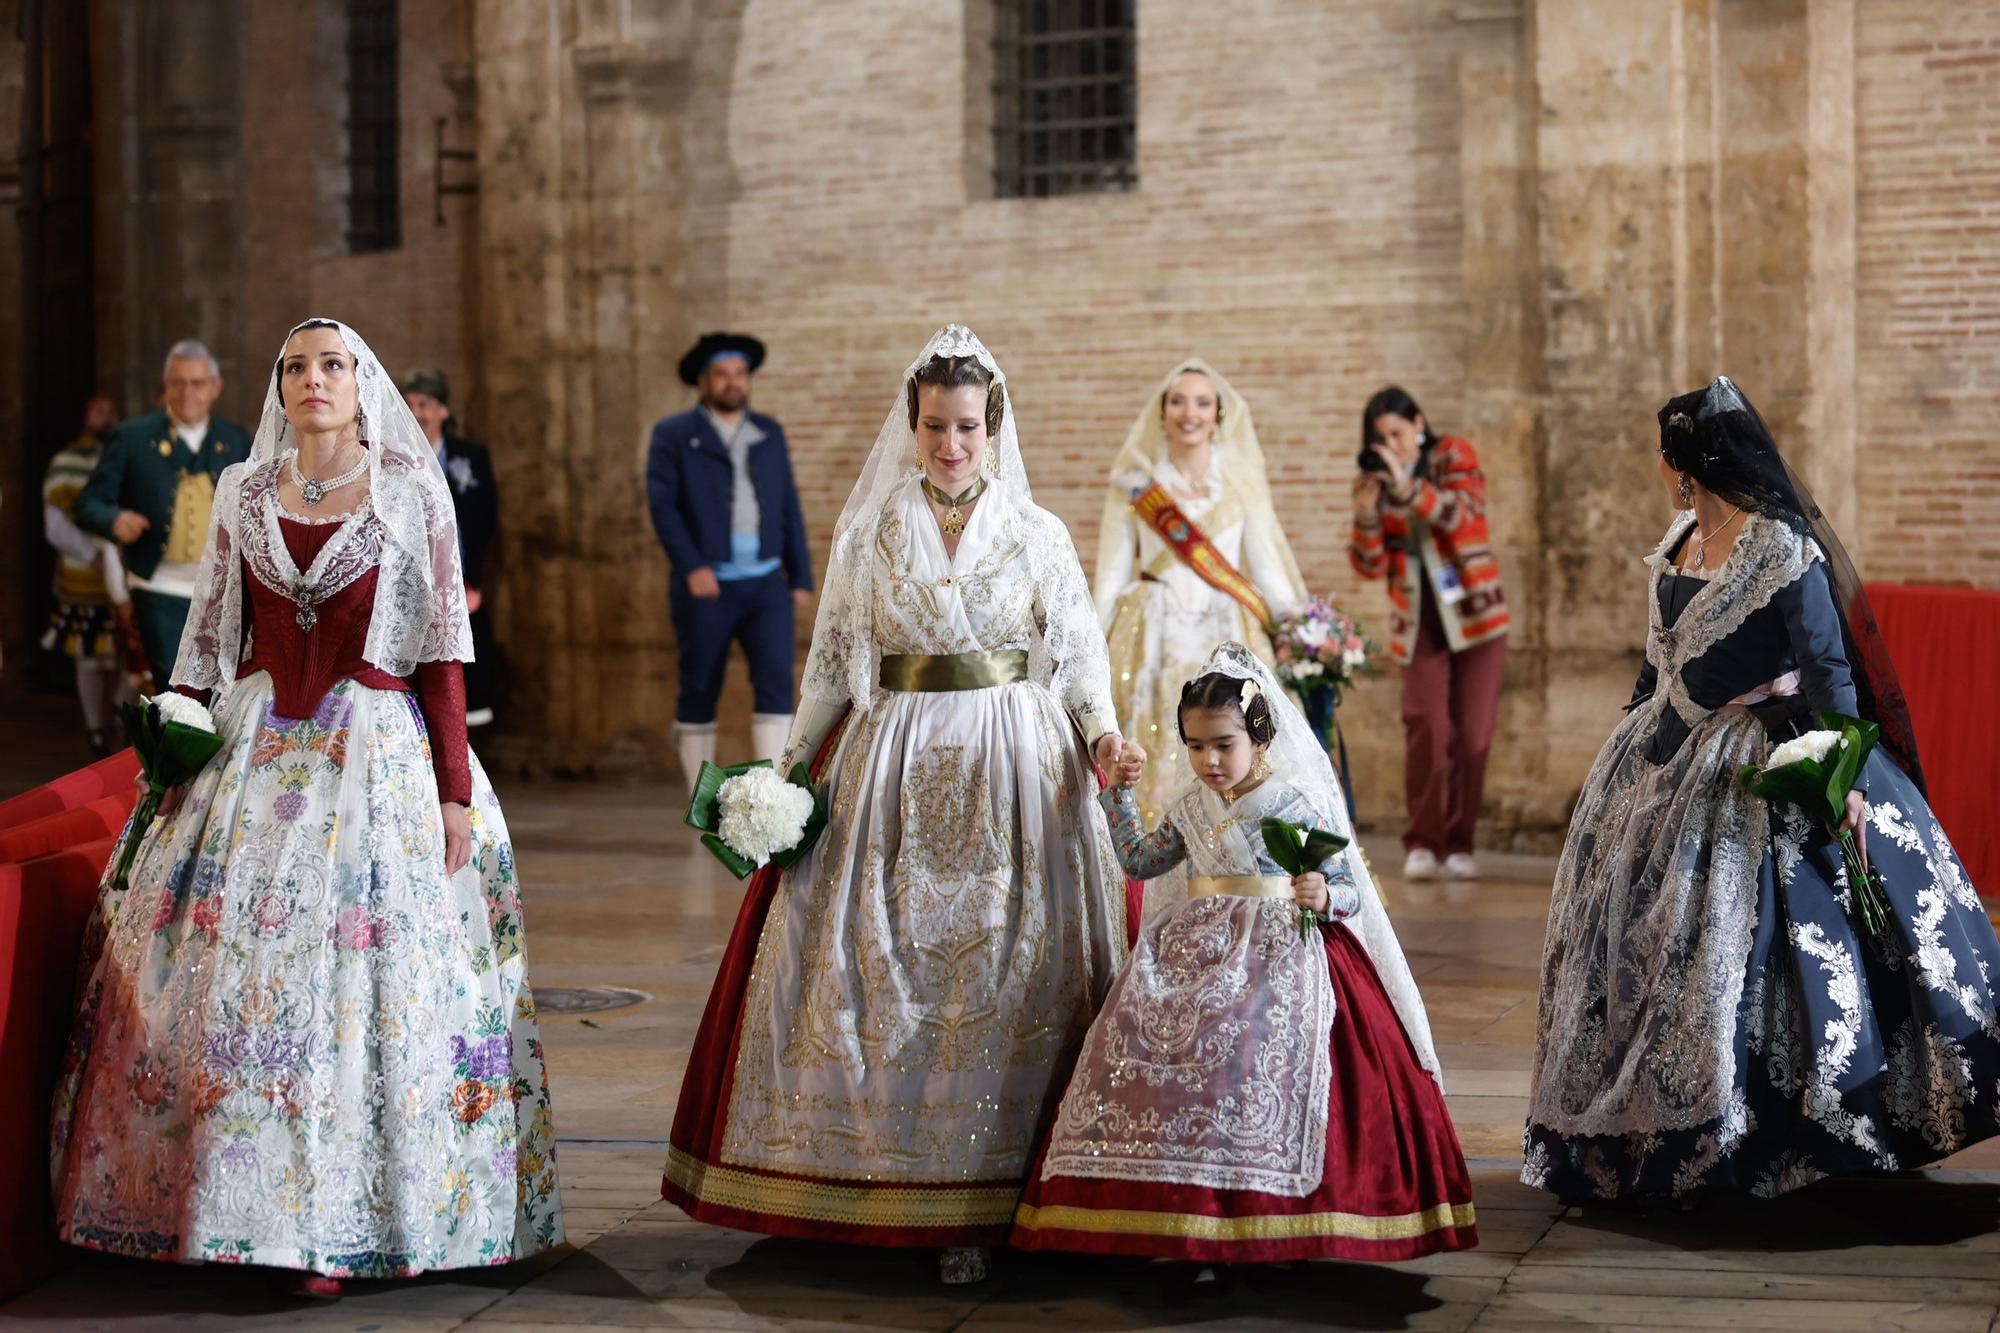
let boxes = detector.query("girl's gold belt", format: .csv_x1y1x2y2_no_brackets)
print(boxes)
1188,874,1294,900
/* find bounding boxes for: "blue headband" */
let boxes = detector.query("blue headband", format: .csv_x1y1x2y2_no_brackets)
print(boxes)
706,350,750,371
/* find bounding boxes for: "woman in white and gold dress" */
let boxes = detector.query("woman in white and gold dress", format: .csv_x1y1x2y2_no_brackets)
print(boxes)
663,325,1129,1283
1095,360,1305,822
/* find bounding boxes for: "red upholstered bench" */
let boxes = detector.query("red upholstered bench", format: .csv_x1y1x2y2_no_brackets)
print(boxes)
0,834,115,1303
0,751,140,833
0,797,133,867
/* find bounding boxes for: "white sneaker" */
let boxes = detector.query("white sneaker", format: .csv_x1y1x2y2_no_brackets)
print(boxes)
1444,853,1481,880
1403,848,1440,880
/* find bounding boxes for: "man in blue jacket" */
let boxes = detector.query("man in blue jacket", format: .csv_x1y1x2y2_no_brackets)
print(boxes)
646,332,813,785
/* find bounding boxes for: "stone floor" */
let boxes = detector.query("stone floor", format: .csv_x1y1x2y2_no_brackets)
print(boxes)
9,688,2000,1330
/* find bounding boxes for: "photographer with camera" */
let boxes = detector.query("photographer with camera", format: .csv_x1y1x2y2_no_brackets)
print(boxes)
1349,387,1508,882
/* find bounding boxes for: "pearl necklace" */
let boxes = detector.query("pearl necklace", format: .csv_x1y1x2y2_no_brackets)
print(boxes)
289,447,368,507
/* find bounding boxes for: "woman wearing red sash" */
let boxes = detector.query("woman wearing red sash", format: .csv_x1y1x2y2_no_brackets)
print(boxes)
1094,360,1305,837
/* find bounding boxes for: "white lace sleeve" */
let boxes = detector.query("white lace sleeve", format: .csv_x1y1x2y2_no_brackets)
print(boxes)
1031,509,1118,742
799,517,868,710
171,462,249,691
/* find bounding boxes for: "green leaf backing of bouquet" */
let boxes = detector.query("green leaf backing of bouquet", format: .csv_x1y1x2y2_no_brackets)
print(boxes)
109,698,225,892
119,699,226,786
1260,816,1350,878
1735,710,1879,823
1819,710,1878,812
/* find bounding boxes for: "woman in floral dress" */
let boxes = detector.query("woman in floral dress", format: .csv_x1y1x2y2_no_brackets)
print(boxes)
51,319,562,1297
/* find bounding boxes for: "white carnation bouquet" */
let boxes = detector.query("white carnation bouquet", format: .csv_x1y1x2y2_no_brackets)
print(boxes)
685,759,828,879
1738,710,1889,938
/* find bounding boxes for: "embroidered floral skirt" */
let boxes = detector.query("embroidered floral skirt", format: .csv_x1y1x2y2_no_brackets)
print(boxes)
664,681,1128,1247
1524,707,2000,1201
1013,919,1477,1263
50,672,565,1276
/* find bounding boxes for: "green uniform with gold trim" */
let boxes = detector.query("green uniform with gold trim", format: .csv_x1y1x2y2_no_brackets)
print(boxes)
74,408,250,680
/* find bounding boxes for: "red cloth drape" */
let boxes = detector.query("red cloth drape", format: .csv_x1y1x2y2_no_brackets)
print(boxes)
1865,583,2000,894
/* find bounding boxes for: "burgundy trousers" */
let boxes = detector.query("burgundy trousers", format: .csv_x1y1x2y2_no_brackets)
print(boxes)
1400,590,1506,855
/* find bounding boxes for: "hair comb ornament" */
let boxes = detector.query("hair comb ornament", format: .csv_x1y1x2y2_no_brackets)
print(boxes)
1239,679,1261,710
931,324,982,360
1702,376,1747,417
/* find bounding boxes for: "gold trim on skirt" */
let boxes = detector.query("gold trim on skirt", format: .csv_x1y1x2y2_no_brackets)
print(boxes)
878,649,1029,693
1188,874,1295,900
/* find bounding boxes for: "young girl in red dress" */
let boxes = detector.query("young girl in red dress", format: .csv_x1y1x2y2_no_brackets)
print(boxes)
1012,641,1476,1277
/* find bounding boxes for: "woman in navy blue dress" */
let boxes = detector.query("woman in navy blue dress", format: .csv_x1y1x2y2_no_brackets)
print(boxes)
1524,376,2000,1202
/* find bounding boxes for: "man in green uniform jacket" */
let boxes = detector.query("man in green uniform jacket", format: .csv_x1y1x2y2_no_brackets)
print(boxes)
75,339,252,683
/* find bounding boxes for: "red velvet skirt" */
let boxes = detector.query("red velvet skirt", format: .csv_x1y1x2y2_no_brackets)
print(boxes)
1011,924,1478,1263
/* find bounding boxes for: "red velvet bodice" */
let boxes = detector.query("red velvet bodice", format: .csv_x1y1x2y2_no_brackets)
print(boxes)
237,516,471,804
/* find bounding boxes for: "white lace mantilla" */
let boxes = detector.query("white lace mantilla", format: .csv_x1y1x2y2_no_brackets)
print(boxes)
173,318,471,689
1528,512,1821,1142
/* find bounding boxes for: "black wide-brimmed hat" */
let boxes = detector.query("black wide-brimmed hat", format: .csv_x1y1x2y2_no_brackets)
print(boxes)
678,332,766,387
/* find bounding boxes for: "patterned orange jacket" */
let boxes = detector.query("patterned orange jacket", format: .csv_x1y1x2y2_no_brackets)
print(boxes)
1348,435,1509,664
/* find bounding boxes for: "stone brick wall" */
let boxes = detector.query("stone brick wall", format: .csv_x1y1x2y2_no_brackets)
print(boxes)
664,0,1475,823
234,0,476,418
1855,3,2000,584
23,0,1997,844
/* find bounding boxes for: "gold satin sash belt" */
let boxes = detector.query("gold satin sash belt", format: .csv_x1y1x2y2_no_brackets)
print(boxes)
879,649,1029,693
1189,874,1295,901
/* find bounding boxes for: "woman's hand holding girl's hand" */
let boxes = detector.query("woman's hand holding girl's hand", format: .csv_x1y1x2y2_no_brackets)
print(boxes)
442,801,472,875
1292,871,1329,914
1113,741,1147,789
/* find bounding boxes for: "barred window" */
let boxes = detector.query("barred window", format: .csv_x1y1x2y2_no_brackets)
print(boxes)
346,0,400,253
993,0,1137,199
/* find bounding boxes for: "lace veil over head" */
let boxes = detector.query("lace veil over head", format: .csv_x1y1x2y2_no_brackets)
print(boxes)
1094,358,1305,603
1165,641,1443,1082
802,324,1077,715
173,317,472,689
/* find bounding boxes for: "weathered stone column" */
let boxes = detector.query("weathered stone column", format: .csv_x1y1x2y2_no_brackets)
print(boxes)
92,0,247,415
472,1,697,775
1526,0,1724,812
1455,1,1554,840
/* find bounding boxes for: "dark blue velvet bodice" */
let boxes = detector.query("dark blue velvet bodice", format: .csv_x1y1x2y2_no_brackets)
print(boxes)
1627,532,1860,772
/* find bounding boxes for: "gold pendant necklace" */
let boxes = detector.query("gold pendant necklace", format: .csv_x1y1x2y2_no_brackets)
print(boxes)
920,475,987,538
1220,755,1272,804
